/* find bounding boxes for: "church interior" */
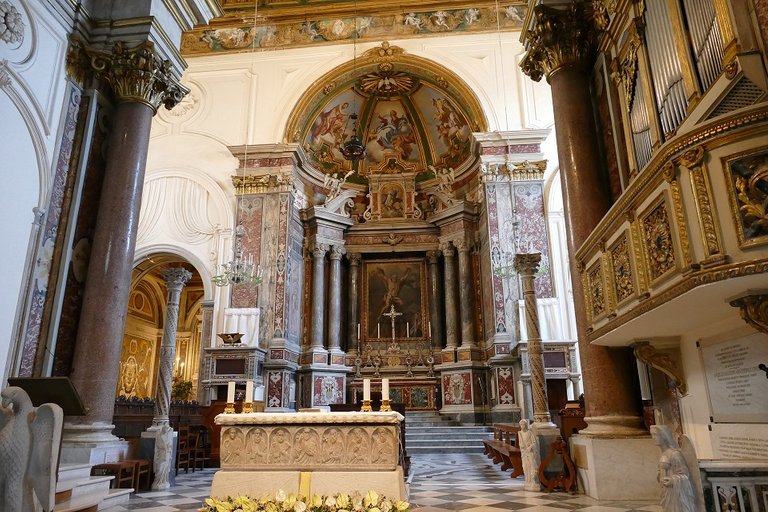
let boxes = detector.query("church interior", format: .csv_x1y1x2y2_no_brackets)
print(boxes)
1,0,767,510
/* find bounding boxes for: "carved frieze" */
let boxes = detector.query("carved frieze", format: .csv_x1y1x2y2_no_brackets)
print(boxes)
234,173,294,195
520,2,599,82
609,232,634,303
641,198,677,282
722,148,768,248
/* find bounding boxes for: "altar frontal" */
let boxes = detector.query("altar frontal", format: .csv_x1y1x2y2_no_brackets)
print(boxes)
211,411,407,500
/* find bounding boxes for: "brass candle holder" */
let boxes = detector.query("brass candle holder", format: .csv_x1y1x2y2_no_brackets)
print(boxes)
360,399,372,412
224,402,236,414
242,401,254,413
379,399,392,412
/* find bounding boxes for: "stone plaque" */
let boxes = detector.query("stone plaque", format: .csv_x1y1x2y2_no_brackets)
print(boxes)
700,329,768,423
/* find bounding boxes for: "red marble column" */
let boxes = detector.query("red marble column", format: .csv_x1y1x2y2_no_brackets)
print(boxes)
66,41,188,440
521,3,644,436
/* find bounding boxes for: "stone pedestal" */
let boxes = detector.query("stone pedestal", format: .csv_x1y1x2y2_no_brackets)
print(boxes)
59,423,129,464
570,435,658,500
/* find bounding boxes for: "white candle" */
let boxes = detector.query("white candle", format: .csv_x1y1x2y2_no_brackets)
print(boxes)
226,381,235,403
377,323,380,338
363,379,371,401
382,378,389,401
245,380,254,402
428,321,432,338
406,322,410,338
254,386,264,401
357,323,361,339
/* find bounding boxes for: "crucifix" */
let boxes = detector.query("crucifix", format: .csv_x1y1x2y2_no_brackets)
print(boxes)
383,303,402,341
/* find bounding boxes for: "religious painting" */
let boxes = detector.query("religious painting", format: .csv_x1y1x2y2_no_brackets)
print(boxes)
412,84,472,168
303,88,362,174
363,259,427,340
116,336,156,399
722,148,768,248
364,99,419,169
379,182,406,218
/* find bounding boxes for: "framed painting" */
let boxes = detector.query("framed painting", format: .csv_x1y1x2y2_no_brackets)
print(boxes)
363,259,428,340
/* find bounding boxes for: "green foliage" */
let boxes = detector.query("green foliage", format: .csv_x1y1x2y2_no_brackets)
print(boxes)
172,379,193,401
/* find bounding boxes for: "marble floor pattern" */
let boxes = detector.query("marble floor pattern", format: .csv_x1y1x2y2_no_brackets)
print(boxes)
103,454,662,512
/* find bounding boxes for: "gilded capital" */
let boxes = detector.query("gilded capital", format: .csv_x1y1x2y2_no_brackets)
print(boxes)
85,40,188,113
520,2,600,82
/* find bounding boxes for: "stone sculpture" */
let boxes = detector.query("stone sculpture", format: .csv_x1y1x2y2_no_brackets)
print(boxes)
518,419,541,491
651,425,697,512
0,386,64,512
152,424,173,490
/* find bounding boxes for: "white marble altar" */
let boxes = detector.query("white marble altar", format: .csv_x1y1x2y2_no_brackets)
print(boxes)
211,411,407,499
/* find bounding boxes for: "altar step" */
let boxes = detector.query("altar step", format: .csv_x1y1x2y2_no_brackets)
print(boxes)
53,463,131,512
405,411,491,454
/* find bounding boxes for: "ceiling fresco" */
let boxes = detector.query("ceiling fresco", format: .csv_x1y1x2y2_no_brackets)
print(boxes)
181,2,527,55
290,43,486,184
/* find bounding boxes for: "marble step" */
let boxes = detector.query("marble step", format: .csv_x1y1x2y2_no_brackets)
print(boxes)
407,445,485,454
97,488,134,510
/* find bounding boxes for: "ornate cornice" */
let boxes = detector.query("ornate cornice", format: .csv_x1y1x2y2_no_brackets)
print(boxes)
729,293,768,335
632,341,687,396
520,2,600,82
83,40,189,113
233,173,295,195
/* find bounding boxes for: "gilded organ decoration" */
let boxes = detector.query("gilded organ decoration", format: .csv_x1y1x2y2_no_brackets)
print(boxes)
587,262,606,318
723,148,768,247
610,233,634,303
677,146,724,260
615,35,640,112
642,198,677,282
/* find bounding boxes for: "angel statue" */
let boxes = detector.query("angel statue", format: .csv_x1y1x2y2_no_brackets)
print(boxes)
0,386,64,512
651,425,698,512
323,169,354,205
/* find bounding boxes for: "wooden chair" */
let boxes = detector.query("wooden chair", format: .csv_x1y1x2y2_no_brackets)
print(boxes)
190,426,210,472
122,459,152,492
176,425,191,475
91,462,135,489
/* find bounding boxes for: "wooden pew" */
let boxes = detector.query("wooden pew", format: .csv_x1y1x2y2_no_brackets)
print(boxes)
483,423,523,478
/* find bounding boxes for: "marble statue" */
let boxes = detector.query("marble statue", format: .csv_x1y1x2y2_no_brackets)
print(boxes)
651,425,697,512
152,424,174,490
0,386,64,512
518,419,541,491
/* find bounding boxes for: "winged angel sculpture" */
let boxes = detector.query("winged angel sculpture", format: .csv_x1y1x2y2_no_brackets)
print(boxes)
0,386,64,512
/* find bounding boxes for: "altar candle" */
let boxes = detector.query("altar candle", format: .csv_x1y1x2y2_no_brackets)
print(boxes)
406,322,410,338
357,323,361,340
226,381,235,403
382,378,389,401
245,380,254,402
377,323,381,338
363,379,371,401
428,321,432,338
254,386,264,401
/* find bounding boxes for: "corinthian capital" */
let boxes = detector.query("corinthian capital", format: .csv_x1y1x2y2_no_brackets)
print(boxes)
520,2,599,82
85,40,189,113
160,267,192,289
513,253,542,276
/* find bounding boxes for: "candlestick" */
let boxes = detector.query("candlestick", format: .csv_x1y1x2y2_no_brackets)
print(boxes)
226,381,235,403
363,378,371,401
379,399,392,412
382,378,389,401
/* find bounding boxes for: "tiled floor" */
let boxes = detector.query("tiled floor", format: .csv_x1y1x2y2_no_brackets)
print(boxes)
104,454,662,512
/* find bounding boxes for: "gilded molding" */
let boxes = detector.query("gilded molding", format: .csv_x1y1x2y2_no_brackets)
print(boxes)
629,216,649,294
587,261,606,319
721,147,768,248
609,232,635,304
615,34,640,112
520,2,599,82
729,293,768,335
677,146,724,260
632,342,687,396
233,173,294,195
662,163,693,269
641,197,676,283
587,257,768,341
84,40,188,113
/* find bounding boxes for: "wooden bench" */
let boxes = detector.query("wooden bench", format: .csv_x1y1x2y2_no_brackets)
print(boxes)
483,423,523,478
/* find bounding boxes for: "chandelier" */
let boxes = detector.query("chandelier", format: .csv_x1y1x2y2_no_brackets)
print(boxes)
341,1,365,165
212,223,263,286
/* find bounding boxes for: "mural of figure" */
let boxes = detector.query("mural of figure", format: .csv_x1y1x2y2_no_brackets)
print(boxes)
651,426,697,512
373,266,414,321
311,102,349,146
518,419,541,491
152,424,173,490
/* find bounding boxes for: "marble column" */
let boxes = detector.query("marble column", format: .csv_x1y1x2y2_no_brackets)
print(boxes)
521,2,644,435
66,41,187,442
514,253,554,426
327,245,345,358
347,253,361,356
151,267,192,429
441,243,459,350
426,250,443,350
456,239,476,348
310,243,329,352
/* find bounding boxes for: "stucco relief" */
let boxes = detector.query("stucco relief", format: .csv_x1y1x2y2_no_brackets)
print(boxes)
0,1,24,46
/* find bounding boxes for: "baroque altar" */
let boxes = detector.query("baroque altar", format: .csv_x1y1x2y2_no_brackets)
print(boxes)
211,411,407,499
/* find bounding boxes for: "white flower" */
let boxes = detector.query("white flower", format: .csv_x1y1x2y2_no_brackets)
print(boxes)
275,490,286,502
293,502,306,512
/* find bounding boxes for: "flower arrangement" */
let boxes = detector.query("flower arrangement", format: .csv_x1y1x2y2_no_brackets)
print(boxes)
201,490,409,512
